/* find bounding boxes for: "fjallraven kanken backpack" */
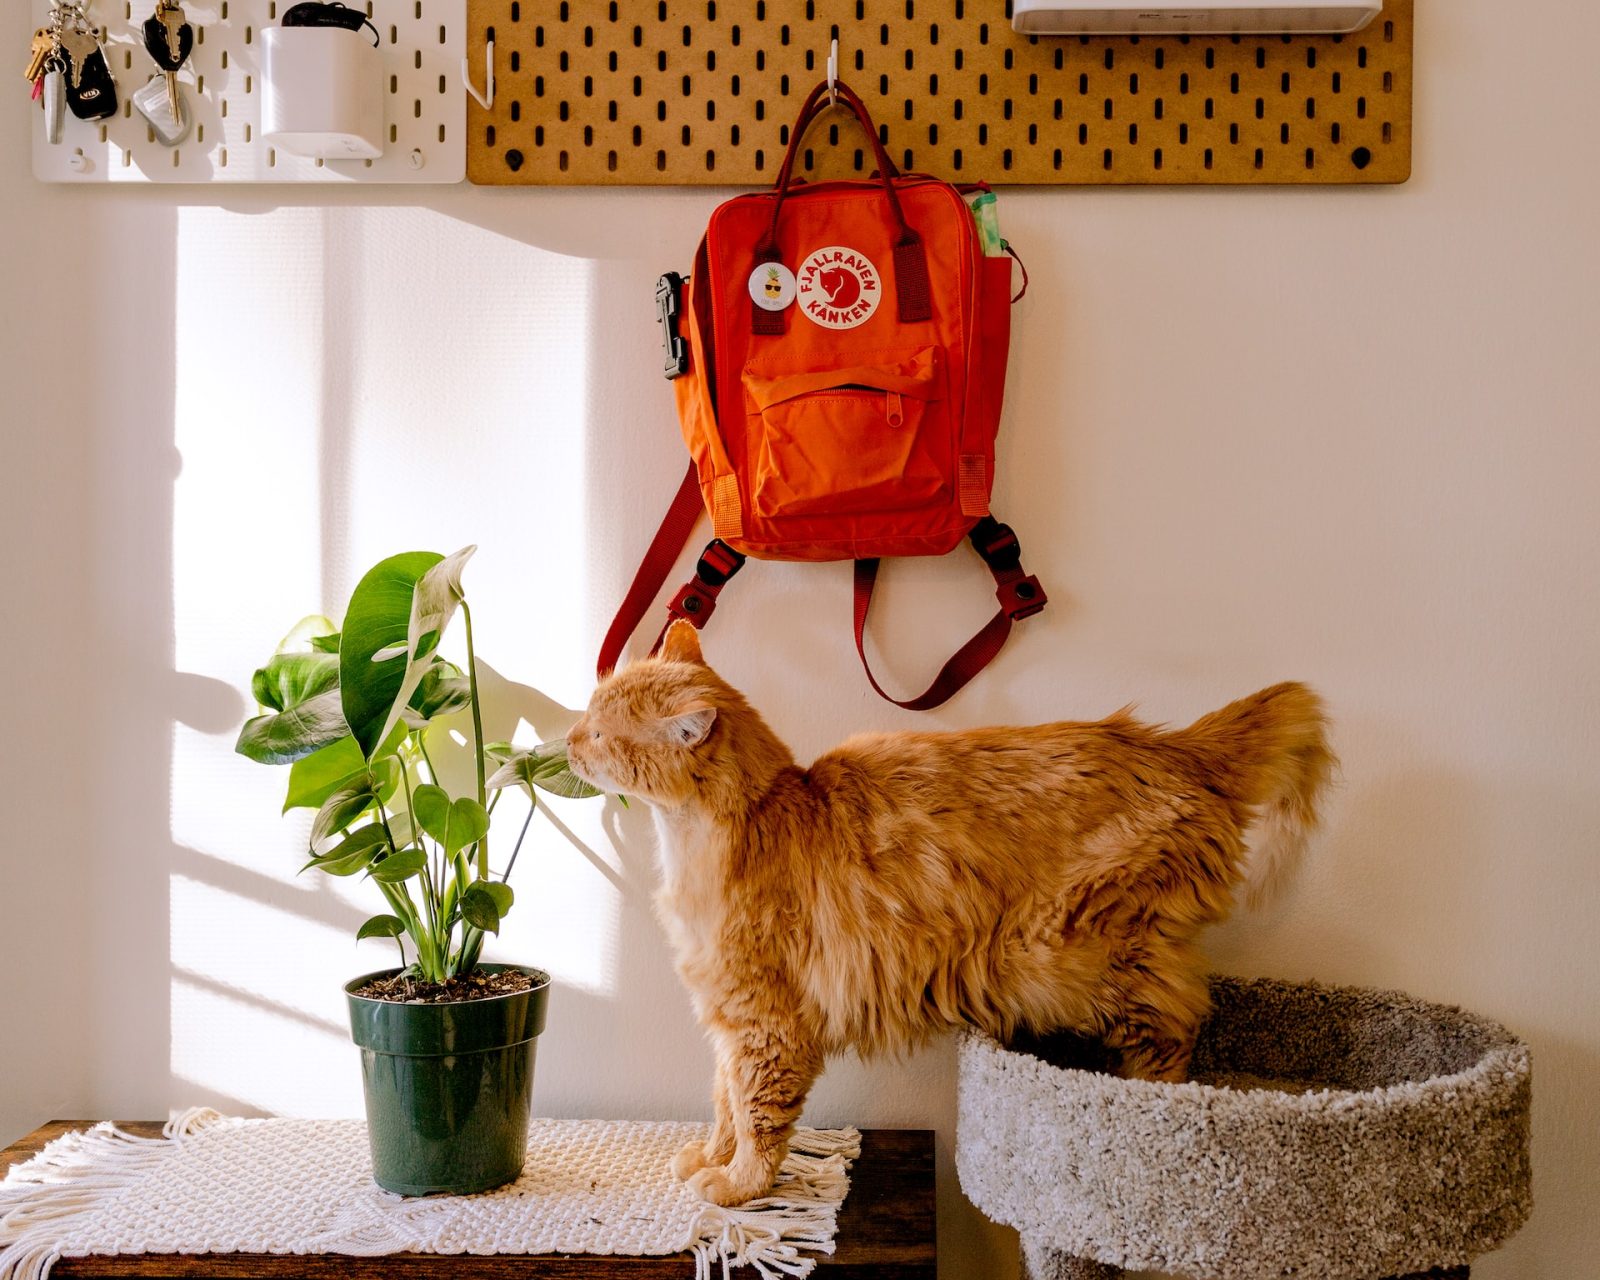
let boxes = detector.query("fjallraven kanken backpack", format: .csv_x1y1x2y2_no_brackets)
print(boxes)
599,78,1046,710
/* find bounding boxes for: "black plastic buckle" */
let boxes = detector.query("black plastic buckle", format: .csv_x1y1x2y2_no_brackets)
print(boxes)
696,539,747,588
998,575,1048,622
970,518,1023,573
657,272,689,380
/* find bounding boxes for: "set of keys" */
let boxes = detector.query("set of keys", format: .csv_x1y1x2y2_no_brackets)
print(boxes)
133,0,195,144
23,0,117,143
22,0,197,147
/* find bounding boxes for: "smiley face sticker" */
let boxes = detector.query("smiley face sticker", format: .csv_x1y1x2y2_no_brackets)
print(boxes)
747,262,797,312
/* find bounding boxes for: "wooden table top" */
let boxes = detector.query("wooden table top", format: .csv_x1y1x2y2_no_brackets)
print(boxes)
1,1122,935,1279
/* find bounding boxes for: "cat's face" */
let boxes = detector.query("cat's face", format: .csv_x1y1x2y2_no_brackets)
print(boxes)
568,622,721,807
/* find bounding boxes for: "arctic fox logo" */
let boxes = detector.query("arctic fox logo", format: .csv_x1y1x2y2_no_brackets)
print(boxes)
797,247,881,330
818,266,862,309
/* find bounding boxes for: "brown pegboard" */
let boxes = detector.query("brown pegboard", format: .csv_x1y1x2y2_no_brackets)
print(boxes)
466,0,1411,186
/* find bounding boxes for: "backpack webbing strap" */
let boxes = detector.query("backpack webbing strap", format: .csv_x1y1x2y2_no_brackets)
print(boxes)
597,462,708,678
851,517,1046,711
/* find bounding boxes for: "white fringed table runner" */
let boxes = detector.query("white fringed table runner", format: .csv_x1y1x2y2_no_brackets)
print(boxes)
0,1111,861,1280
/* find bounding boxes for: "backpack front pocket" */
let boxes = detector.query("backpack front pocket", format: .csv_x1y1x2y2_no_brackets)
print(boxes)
743,347,949,520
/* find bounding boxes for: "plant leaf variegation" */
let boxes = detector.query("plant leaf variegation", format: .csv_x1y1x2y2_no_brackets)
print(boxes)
486,740,604,801
236,547,613,982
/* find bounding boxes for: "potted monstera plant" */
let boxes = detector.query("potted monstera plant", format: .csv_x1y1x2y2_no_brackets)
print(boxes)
235,546,605,1195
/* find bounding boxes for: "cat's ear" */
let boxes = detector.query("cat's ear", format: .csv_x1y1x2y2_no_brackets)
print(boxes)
660,620,705,666
663,701,717,748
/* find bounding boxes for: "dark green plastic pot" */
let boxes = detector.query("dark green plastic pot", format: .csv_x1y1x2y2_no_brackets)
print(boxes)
344,964,550,1196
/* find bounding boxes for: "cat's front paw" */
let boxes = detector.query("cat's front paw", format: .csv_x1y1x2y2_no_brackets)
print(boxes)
687,1165,761,1207
672,1140,712,1181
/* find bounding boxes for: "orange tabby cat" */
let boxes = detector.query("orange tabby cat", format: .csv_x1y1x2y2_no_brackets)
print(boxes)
568,622,1333,1207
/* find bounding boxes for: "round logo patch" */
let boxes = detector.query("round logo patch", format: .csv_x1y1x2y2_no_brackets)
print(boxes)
796,246,882,329
747,262,797,312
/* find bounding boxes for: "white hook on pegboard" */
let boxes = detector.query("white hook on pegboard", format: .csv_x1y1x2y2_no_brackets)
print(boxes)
462,37,494,109
826,36,838,106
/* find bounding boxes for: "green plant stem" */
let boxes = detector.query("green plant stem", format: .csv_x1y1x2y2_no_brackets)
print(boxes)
460,929,484,973
375,804,399,854
420,838,444,980
378,804,436,975
444,851,474,978
376,881,424,968
461,601,489,879
407,735,449,933
417,732,438,786
503,796,538,883
396,756,443,981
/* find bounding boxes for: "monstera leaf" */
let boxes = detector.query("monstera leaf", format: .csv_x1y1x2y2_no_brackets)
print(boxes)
403,659,472,727
356,913,406,942
251,652,339,714
309,762,399,852
460,881,513,934
236,616,348,765
281,723,406,813
411,784,490,858
340,547,475,761
235,690,348,766
301,824,389,877
369,848,427,884
338,552,443,760
485,739,603,801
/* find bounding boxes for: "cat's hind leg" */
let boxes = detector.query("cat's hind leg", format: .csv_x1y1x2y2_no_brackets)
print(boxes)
687,1024,822,1207
672,1059,737,1180
1101,951,1210,1083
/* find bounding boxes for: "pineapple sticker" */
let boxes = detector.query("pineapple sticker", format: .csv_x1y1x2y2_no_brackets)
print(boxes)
747,261,797,312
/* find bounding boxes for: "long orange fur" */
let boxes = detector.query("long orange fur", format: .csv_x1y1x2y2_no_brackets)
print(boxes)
568,621,1334,1207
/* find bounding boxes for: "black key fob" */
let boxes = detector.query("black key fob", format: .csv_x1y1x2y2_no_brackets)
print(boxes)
67,47,118,119
142,13,194,71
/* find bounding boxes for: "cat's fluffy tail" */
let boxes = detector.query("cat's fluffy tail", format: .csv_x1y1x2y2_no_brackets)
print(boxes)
1180,682,1335,910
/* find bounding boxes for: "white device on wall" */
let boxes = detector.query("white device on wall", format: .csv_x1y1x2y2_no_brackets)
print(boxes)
262,25,384,160
1011,1,1382,35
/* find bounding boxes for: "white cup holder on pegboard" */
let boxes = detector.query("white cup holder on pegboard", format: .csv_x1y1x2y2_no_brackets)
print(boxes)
261,25,382,159
30,0,463,183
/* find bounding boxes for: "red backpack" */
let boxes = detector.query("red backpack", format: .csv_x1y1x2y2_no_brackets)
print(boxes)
599,79,1046,710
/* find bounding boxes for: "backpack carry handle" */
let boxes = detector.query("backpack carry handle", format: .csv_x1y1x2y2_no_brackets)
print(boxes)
756,77,932,326
761,78,912,253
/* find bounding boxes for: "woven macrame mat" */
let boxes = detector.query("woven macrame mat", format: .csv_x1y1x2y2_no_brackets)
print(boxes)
0,1110,861,1280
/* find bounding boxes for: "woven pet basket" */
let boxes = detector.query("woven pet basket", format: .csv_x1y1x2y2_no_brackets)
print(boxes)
956,976,1532,1280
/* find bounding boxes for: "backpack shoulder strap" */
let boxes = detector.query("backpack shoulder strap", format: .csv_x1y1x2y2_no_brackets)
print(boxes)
598,463,702,676
852,517,1046,712
597,462,749,677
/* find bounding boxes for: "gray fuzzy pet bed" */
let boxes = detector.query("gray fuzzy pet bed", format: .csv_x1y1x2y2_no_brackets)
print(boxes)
956,976,1532,1280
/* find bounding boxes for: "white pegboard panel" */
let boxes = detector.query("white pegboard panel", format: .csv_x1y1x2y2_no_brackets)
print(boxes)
32,0,464,182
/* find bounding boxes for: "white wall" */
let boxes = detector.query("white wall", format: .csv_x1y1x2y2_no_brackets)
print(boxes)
4,2,1598,1276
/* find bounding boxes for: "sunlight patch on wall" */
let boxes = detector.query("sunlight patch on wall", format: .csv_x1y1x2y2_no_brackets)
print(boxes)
171,974,363,1118
317,207,594,652
298,206,617,997
170,205,326,873
167,205,618,1116
170,874,365,1024
472,791,622,997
